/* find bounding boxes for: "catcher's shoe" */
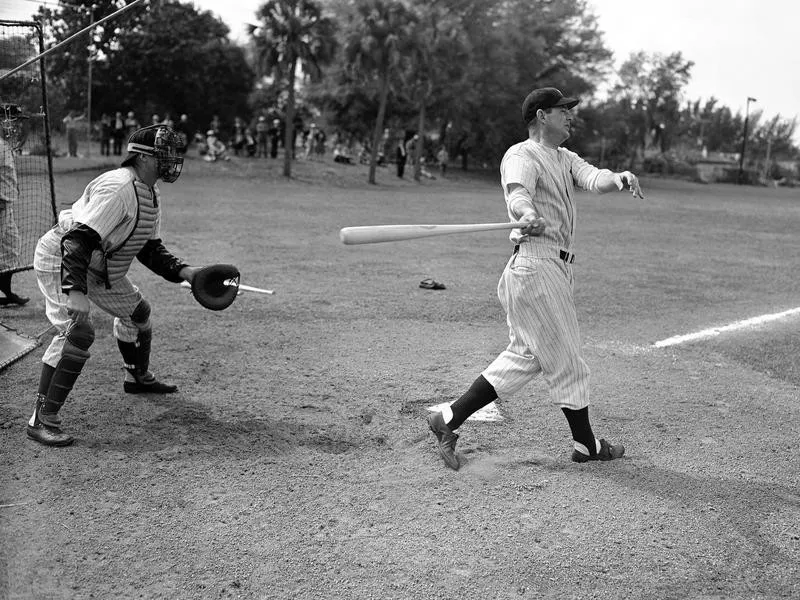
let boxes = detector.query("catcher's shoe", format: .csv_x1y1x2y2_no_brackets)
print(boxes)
427,411,460,471
123,372,177,394
27,423,74,447
571,438,625,463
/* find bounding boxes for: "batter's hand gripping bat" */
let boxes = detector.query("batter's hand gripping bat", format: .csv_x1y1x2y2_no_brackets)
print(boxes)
339,221,527,245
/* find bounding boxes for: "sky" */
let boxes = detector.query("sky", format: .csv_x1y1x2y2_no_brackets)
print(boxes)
3,0,799,140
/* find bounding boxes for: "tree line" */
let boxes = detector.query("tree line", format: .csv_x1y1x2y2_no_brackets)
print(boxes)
27,0,799,182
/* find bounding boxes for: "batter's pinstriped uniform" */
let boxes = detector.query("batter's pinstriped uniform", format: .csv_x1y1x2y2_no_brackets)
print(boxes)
482,139,615,409
426,87,639,469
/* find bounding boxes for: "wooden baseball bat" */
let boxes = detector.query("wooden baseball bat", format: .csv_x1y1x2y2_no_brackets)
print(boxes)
339,222,526,245
180,280,275,295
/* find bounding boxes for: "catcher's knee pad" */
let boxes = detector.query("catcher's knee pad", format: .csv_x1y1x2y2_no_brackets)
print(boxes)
66,320,95,351
130,298,151,326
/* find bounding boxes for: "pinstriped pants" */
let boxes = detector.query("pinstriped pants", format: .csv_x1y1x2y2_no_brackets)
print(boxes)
36,268,144,367
482,250,590,410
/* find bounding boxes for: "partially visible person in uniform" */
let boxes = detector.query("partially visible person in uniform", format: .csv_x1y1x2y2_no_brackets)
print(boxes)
426,87,645,470
99,113,112,156
0,126,29,306
62,110,85,158
27,124,204,447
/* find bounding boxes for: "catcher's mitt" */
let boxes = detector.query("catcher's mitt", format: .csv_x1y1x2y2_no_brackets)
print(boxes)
190,264,240,311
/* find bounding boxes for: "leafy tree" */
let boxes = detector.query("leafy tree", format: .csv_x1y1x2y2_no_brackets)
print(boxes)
250,0,337,177
36,1,254,135
403,0,470,180
342,0,418,184
608,51,693,166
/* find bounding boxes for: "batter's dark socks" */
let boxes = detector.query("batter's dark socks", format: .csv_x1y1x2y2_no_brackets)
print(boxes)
448,375,498,430
38,364,56,396
561,407,597,456
0,272,10,295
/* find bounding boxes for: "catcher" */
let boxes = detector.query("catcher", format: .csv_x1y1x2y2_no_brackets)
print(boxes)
28,124,239,447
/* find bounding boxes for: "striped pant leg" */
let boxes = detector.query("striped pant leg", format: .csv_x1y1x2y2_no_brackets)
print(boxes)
87,276,144,342
36,268,75,367
484,256,590,409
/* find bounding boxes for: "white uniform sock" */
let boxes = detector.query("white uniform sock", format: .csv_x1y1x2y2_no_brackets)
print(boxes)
574,439,602,456
441,405,454,427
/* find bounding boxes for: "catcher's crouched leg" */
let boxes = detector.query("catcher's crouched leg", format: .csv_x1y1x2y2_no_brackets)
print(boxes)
27,321,95,447
116,299,177,394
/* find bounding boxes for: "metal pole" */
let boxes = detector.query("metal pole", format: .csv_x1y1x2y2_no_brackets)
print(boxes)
737,97,756,184
86,6,94,158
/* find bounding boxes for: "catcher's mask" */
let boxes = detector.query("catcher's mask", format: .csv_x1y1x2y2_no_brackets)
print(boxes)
0,103,27,153
121,124,183,182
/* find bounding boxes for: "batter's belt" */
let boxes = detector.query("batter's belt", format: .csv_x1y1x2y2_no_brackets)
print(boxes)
513,243,575,264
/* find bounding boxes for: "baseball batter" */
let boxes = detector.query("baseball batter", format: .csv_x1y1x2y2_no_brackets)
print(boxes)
27,124,202,447
428,87,644,470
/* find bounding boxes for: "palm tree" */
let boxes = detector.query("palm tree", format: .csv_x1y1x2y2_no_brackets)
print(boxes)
344,0,417,184
250,0,337,177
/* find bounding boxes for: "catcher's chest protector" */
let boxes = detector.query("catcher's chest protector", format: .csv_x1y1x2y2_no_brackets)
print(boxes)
90,181,158,285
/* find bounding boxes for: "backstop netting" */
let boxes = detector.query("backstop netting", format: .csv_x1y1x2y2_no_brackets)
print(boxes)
0,20,57,276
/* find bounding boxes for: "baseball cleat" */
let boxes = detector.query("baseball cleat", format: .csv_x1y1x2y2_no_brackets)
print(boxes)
26,423,74,447
571,438,624,463
427,411,460,470
123,375,177,394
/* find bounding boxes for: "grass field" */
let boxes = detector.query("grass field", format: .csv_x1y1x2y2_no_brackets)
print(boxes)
1,154,799,599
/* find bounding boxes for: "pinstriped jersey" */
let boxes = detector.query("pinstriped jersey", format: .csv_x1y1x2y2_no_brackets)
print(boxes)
500,139,612,247
34,167,162,273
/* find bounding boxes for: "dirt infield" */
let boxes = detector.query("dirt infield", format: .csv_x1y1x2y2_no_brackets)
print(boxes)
1,156,799,599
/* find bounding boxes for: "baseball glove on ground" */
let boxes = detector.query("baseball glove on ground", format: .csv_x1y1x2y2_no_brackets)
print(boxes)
190,264,240,311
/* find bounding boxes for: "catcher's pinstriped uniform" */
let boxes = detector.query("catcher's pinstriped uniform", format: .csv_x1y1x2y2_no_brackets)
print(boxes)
27,125,200,447
427,87,644,470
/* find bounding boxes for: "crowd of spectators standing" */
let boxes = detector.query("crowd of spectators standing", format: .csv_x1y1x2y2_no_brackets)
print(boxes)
60,108,463,175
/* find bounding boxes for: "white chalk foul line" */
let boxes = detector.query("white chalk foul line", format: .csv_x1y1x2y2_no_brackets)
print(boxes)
653,306,800,348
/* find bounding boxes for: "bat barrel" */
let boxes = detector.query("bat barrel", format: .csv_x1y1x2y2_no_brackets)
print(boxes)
339,222,525,245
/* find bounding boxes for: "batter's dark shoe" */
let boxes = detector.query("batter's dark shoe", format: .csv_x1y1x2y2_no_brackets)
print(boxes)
427,411,460,471
571,438,624,463
27,423,74,447
123,378,178,394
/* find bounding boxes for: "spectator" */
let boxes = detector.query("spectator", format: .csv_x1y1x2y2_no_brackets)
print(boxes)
231,117,245,156
268,118,281,159
396,132,409,178
62,111,85,158
99,114,112,156
314,127,327,158
209,115,221,137
437,145,449,176
174,114,191,155
255,116,268,158
112,112,126,156
305,123,318,159
292,114,304,159
244,128,256,157
203,130,229,162
124,111,139,138
150,114,161,126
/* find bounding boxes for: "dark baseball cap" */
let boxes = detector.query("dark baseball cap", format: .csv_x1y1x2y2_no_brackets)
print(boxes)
522,87,579,124
121,125,159,166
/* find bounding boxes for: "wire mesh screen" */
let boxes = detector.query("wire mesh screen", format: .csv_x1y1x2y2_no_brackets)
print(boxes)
0,20,56,276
